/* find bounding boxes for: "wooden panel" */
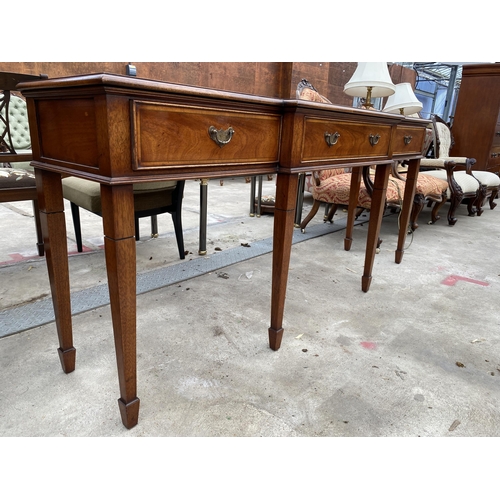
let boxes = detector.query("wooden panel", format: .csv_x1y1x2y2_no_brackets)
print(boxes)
131,100,281,170
300,117,391,163
1,62,291,99
392,126,426,155
451,63,500,172
36,98,99,171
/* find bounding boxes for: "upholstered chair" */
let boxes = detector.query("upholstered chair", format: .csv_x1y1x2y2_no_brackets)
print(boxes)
61,177,186,259
0,90,44,256
297,80,449,238
299,163,448,233
419,115,496,224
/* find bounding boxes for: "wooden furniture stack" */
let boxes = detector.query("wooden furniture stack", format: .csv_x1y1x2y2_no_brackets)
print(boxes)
451,63,500,173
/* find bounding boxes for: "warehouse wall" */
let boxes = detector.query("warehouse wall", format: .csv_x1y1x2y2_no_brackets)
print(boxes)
0,62,415,105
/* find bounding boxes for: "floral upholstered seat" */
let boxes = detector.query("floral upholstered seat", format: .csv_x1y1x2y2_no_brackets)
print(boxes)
301,164,448,233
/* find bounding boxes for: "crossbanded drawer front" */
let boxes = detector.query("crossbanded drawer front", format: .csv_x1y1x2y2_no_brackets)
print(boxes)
301,117,391,163
132,101,281,169
392,126,426,155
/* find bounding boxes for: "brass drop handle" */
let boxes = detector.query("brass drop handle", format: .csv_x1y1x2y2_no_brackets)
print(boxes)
324,131,340,147
404,135,412,145
369,134,381,146
208,126,235,147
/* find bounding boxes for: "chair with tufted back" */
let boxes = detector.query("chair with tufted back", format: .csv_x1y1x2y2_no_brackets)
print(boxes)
1,72,48,256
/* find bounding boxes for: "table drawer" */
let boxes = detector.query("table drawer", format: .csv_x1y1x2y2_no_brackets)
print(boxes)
132,100,281,170
301,117,391,163
392,126,426,155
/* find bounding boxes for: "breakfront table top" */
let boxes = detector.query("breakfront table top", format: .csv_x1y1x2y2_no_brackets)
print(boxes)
19,73,428,179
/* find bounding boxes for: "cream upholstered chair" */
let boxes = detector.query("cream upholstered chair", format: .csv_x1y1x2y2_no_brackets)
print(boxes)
62,177,186,259
419,115,497,224
471,170,500,211
1,85,44,256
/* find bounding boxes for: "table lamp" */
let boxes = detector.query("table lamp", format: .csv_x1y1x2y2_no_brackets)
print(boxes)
383,82,423,115
344,62,396,109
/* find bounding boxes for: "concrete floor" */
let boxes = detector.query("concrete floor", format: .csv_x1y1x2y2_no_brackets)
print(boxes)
1,176,500,438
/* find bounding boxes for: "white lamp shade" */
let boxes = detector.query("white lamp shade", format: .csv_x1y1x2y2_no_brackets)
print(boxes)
344,62,396,98
383,82,423,115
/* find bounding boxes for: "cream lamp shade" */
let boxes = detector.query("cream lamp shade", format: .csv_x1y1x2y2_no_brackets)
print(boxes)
383,82,423,115
344,62,396,108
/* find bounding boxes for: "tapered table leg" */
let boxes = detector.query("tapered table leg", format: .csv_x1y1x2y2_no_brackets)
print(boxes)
395,159,419,264
101,184,140,429
35,169,75,373
362,164,391,293
344,167,363,251
269,172,298,350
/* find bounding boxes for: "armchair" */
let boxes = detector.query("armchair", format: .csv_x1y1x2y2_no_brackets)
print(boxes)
419,115,497,224
62,177,186,259
299,162,448,233
1,72,47,256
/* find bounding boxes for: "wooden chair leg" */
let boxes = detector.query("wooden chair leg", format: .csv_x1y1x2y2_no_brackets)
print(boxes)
471,185,486,216
300,199,322,232
447,190,462,226
325,203,338,223
429,191,447,224
489,187,498,209
323,203,331,220
410,194,424,231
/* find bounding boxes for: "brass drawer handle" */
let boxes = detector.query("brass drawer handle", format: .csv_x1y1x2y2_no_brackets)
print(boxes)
324,131,340,147
492,153,498,158
208,126,235,147
369,133,381,146
404,135,412,145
